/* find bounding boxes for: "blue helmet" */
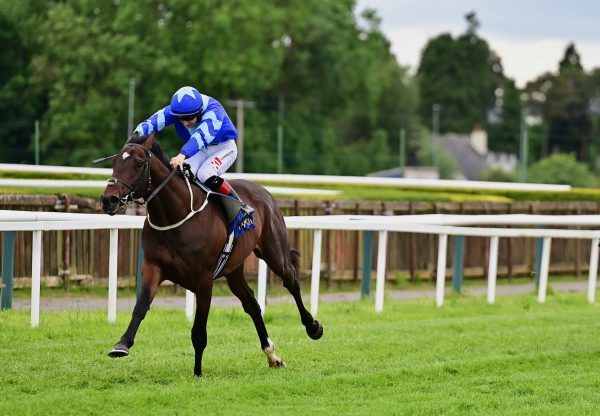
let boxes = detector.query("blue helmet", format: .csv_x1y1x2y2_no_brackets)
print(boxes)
170,86,202,116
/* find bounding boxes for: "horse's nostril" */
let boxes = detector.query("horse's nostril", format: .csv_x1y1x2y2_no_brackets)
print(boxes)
102,195,118,203
101,195,120,215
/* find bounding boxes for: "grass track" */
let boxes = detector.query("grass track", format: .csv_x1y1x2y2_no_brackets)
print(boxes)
2,293,600,415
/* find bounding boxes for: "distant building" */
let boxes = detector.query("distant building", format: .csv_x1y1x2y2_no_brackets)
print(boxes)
441,127,517,180
367,127,516,180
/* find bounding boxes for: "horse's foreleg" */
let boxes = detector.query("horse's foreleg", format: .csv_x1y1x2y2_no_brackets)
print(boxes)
108,261,160,358
226,266,285,368
191,279,213,377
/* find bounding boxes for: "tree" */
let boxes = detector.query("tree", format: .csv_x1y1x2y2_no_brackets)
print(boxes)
29,1,169,164
487,79,522,153
417,11,520,155
525,43,593,163
0,1,46,163
544,43,591,160
588,68,600,170
527,153,596,187
418,12,499,134
1,0,424,175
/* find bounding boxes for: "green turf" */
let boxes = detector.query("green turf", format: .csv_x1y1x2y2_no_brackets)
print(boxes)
2,293,600,415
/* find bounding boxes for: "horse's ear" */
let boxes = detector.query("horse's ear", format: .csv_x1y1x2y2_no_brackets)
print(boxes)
126,132,154,149
126,132,141,144
144,133,155,150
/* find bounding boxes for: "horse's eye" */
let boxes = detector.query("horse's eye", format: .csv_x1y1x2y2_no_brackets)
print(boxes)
136,162,144,168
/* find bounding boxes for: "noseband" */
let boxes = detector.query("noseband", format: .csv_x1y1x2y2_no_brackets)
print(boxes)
106,144,153,206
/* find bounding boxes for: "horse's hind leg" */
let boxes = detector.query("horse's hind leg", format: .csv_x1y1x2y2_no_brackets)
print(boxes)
226,265,285,368
256,246,323,340
108,260,161,357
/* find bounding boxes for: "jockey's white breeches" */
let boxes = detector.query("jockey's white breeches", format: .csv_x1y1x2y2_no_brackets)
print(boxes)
185,139,238,183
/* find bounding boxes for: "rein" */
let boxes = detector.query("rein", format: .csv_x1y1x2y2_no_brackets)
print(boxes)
144,168,177,204
147,174,213,231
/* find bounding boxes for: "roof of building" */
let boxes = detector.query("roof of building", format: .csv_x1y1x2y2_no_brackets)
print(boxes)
441,133,487,180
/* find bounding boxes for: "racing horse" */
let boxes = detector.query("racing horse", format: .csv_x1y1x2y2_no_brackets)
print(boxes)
99,134,323,377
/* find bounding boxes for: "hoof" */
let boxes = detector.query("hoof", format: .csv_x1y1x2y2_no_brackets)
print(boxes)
108,342,129,358
306,320,323,340
269,358,286,368
264,339,286,368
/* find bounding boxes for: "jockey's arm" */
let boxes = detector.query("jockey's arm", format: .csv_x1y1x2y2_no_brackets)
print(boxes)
134,106,175,137
179,109,227,160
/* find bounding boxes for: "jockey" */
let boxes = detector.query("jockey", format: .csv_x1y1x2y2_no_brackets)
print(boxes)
134,86,253,220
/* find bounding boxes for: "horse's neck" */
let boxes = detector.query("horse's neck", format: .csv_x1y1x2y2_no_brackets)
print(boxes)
146,161,207,223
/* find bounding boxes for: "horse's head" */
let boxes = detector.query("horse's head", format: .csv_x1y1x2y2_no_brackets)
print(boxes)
100,134,155,215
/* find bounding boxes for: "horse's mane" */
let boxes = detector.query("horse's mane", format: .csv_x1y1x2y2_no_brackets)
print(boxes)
127,133,171,169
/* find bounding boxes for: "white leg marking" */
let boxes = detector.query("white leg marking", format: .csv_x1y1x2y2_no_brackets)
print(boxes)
263,337,286,368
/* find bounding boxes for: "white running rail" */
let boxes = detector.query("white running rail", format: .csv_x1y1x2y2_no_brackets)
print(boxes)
1,210,599,326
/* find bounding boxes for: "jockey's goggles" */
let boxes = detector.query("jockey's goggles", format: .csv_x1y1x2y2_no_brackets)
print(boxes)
176,113,198,122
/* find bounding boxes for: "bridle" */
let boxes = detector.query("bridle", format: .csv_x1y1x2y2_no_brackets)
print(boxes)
100,143,207,229
106,144,154,206
104,143,177,207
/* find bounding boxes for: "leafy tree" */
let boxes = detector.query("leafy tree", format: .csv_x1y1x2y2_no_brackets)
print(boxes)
527,153,596,187
29,1,168,164
559,43,583,72
416,135,457,179
543,43,590,161
0,1,46,163
588,68,600,170
524,43,594,165
487,79,522,154
417,12,500,134
1,0,423,176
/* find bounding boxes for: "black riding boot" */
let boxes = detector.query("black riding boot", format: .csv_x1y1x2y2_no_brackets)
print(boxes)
204,176,254,226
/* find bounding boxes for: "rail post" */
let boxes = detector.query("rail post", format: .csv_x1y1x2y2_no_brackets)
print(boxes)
452,235,464,293
108,229,118,323
361,231,373,298
310,229,323,316
186,291,195,321
587,238,599,304
1,231,15,309
257,259,268,315
537,237,552,303
535,226,545,287
487,236,499,304
435,234,448,307
31,230,42,328
375,230,388,312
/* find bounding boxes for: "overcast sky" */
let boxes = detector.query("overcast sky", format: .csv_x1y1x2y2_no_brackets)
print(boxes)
355,0,600,87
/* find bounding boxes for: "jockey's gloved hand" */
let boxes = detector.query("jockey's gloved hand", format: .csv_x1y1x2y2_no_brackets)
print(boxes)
182,164,195,181
170,153,186,171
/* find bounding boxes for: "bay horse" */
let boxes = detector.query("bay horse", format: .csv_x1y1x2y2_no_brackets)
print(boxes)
99,134,323,377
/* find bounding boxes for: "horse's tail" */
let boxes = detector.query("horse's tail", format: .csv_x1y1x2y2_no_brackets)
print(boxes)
290,248,301,277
